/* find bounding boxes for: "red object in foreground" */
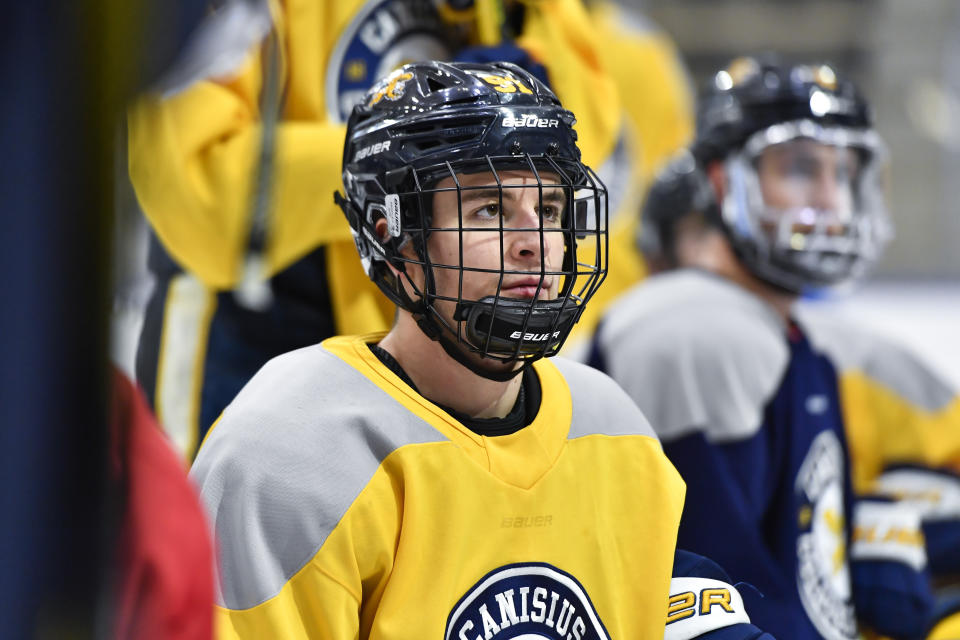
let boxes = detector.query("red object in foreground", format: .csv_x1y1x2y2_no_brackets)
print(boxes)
110,368,214,640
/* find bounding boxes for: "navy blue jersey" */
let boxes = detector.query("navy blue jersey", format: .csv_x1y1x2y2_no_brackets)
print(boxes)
591,270,859,640
667,326,856,639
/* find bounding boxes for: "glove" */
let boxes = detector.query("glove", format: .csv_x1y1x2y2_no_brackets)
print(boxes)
874,465,960,575
849,496,934,639
667,550,776,640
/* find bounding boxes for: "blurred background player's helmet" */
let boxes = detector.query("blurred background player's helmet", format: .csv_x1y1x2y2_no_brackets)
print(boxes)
336,60,607,373
693,56,892,293
637,149,719,271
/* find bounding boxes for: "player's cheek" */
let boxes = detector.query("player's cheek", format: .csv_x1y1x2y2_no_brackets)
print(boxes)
548,234,564,266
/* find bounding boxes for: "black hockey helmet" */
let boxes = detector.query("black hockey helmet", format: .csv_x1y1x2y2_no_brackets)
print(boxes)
335,60,607,378
693,56,874,164
691,56,891,293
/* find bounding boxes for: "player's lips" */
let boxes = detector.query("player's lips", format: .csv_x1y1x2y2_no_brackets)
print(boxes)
500,278,553,299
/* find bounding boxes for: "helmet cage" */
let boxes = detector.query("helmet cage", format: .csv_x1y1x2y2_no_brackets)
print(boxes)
347,151,607,364
721,119,892,292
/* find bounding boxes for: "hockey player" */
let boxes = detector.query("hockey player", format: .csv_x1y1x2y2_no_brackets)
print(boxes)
588,57,950,639
191,61,773,639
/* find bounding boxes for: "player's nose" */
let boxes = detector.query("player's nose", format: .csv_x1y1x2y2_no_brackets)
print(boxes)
812,174,842,211
507,200,547,261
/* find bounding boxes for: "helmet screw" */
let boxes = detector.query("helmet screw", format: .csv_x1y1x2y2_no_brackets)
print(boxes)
510,140,523,155
546,142,559,156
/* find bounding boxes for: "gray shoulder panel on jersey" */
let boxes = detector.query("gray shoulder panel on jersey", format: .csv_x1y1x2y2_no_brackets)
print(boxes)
550,357,658,441
190,344,448,611
797,308,956,411
597,270,789,444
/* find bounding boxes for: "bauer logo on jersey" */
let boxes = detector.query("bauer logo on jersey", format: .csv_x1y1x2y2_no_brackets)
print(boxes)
445,563,610,640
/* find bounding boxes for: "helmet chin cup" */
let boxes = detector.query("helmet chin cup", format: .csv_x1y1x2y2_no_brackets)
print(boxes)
455,296,580,359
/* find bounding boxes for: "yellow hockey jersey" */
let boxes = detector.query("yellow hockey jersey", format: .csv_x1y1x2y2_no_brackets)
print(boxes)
798,311,960,491
191,334,687,638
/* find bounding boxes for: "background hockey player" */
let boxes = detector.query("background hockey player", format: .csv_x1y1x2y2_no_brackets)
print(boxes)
588,56,942,639
562,0,695,353
191,60,773,639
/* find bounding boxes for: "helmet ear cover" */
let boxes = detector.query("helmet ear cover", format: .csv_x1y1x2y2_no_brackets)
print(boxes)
335,185,432,315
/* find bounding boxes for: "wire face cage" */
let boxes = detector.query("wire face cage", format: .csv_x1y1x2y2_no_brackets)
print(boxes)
373,153,608,364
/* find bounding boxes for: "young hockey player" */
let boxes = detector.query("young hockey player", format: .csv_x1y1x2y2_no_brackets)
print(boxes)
590,57,948,639
191,60,773,639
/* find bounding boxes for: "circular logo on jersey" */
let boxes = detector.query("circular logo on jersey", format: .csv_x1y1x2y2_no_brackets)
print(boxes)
795,430,857,640
445,563,610,640
325,0,468,122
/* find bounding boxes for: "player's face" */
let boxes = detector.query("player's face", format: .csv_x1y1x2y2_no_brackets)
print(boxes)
755,139,862,231
426,169,566,321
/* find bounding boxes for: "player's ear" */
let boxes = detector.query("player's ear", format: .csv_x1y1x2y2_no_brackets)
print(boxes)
374,217,407,277
373,216,389,242
706,160,727,201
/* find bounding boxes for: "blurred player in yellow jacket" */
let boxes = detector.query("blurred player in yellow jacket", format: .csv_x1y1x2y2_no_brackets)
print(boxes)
128,0,624,459
563,0,695,354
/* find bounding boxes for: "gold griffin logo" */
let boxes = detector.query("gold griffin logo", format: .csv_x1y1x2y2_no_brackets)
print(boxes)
368,71,414,106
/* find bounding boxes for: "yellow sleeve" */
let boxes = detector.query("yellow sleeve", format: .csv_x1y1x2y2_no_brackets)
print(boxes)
210,457,407,640
592,3,693,185
928,611,960,640
563,4,694,350
127,1,366,291
841,371,960,493
515,0,621,170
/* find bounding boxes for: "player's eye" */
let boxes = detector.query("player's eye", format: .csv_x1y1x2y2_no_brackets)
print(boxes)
785,156,820,180
473,203,501,219
540,205,560,221
537,202,565,228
